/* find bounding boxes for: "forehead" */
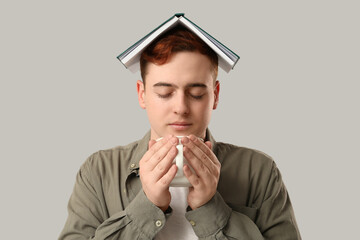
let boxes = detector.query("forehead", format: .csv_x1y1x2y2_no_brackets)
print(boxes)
145,52,214,87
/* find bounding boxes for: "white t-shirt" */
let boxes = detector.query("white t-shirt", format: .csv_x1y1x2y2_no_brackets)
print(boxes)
155,187,197,240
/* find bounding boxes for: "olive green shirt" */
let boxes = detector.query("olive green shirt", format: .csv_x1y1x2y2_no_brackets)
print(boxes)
59,130,301,239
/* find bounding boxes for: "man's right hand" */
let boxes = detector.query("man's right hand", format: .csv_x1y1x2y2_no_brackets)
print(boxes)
139,135,179,211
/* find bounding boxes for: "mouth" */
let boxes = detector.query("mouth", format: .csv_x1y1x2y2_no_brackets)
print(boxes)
168,122,192,131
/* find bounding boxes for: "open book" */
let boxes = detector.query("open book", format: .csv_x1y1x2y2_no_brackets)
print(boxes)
117,13,239,73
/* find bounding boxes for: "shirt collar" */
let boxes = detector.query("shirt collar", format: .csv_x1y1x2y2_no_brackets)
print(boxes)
205,128,216,148
127,131,151,175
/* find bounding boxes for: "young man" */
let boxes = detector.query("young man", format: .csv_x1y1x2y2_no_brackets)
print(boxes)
59,26,301,239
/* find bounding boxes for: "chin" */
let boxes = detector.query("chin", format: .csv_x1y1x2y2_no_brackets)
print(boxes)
175,130,203,138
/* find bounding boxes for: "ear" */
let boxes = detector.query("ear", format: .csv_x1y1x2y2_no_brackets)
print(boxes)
213,80,220,110
136,80,146,109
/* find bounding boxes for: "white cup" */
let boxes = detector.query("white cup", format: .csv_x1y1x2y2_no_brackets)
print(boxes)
170,136,192,187
156,136,203,187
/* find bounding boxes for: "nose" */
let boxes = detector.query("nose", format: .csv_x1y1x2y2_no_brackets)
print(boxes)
173,92,189,116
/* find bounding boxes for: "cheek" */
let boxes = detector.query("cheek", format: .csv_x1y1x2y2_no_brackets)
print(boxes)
146,96,171,113
193,100,213,115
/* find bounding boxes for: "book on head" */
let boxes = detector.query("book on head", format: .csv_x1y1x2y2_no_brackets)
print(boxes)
117,13,239,73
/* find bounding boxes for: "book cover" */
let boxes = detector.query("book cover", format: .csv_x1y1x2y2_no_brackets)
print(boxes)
117,13,239,73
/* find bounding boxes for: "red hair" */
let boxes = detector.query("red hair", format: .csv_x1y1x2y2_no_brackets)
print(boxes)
140,26,218,83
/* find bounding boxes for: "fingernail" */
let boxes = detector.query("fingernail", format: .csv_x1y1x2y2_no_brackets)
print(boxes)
189,135,196,141
182,137,189,144
170,137,178,145
171,147,177,154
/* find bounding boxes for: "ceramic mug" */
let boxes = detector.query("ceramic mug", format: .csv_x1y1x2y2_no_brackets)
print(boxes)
156,136,203,187
170,136,191,187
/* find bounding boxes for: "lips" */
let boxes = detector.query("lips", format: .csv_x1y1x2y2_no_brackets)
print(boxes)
168,122,192,131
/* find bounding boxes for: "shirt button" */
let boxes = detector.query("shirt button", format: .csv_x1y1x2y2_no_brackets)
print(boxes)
130,163,136,168
189,220,196,226
155,220,162,227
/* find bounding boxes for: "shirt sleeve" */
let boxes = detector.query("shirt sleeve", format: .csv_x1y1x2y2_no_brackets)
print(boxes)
185,163,301,240
58,159,169,240
255,162,301,239
185,192,264,240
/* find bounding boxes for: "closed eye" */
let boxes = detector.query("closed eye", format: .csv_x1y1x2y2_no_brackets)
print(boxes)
190,94,204,100
157,93,172,99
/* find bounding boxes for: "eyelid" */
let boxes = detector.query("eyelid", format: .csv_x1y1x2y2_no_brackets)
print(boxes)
189,93,205,99
157,93,172,98
188,88,206,99
156,90,205,99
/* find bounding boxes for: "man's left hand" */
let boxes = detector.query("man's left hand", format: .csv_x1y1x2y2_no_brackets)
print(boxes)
181,135,221,210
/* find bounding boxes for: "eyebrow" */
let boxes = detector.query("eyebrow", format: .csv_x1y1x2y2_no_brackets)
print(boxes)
153,82,207,88
153,82,174,87
186,83,207,88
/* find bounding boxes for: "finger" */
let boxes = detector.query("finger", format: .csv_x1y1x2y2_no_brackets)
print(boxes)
157,164,178,189
183,145,214,180
147,136,178,170
143,135,176,164
152,145,178,181
148,139,157,149
205,141,212,150
182,136,219,173
142,136,171,163
188,135,219,167
183,164,201,187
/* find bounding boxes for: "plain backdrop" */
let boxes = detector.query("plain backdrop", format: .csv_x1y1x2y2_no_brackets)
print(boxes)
1,1,359,239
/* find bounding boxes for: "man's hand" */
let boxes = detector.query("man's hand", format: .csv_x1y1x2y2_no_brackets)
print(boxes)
182,135,221,210
139,135,179,211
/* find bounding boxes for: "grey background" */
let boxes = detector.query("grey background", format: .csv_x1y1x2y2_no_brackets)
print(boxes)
1,0,359,239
